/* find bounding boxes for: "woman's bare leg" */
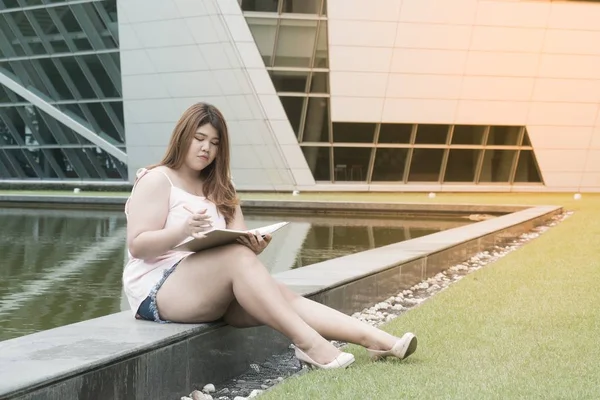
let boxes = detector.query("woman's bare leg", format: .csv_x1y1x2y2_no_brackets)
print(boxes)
224,283,400,352
155,244,340,364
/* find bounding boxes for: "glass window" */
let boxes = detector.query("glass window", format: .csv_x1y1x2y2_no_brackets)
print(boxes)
13,11,36,39
241,0,280,12
274,19,317,67
333,123,376,143
60,57,96,98
301,146,330,181
309,72,328,93
0,15,25,57
1,149,26,177
279,96,305,137
408,149,444,182
0,151,15,178
72,37,93,52
2,0,20,8
281,0,323,14
269,70,309,92
451,125,486,145
479,150,516,183
0,82,15,104
247,18,277,66
303,97,329,142
522,129,532,146
6,106,58,145
414,124,449,145
108,101,125,129
59,103,87,124
333,147,371,182
378,124,412,144
8,148,60,178
48,148,78,178
514,150,542,183
86,103,119,139
84,54,119,98
487,126,521,146
372,148,408,181
313,20,328,68
102,152,127,180
444,149,481,182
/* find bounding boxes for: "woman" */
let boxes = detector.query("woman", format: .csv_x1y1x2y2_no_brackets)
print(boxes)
123,102,417,370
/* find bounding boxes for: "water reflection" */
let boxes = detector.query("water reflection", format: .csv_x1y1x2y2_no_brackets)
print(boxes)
0,207,471,341
246,213,470,269
0,208,127,341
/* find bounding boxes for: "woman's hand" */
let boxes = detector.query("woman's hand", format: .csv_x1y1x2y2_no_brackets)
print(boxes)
236,231,272,255
183,205,213,239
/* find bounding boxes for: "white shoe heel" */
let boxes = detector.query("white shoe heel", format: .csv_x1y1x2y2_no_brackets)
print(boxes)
367,332,418,361
294,347,355,370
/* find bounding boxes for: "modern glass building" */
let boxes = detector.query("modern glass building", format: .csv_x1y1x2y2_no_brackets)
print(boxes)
0,0,125,181
1,0,599,192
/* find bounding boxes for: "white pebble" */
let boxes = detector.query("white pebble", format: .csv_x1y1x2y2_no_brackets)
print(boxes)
427,284,441,293
202,384,216,394
191,391,213,400
234,397,247,400
249,389,264,398
574,193,582,200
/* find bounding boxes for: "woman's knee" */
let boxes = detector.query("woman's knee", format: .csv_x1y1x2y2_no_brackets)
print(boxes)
221,244,262,269
277,282,300,302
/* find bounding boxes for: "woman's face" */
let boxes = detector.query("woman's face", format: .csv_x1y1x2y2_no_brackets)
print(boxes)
185,123,219,171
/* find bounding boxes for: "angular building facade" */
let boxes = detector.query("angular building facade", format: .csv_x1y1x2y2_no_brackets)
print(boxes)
1,0,600,192
0,0,127,181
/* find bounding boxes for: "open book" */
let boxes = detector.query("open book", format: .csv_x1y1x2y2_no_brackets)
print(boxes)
173,221,289,253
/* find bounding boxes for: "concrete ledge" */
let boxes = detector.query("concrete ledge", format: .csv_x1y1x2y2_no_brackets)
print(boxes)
0,194,527,215
0,204,562,400
0,315,288,400
240,200,528,215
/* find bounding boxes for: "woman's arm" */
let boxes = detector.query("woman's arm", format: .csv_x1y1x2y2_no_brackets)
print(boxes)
126,171,189,260
227,204,248,231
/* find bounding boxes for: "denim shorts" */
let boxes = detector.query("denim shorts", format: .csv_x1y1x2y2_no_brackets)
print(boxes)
136,259,182,323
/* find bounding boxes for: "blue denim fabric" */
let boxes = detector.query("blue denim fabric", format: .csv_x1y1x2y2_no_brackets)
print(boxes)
136,260,182,323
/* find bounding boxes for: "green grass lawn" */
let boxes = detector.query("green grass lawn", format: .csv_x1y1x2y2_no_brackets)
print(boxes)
250,193,598,400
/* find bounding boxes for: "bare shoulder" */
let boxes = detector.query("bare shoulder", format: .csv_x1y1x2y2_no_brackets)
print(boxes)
131,168,172,199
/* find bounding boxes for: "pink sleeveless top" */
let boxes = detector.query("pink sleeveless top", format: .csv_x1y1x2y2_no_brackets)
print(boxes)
122,167,227,316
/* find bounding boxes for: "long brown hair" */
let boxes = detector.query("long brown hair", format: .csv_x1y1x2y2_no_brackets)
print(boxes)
154,102,238,224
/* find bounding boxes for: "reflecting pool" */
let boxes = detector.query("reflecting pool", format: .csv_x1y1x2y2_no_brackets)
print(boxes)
0,206,473,341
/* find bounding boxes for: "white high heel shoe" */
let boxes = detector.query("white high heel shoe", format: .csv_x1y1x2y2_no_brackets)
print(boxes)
294,347,355,370
366,332,418,361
